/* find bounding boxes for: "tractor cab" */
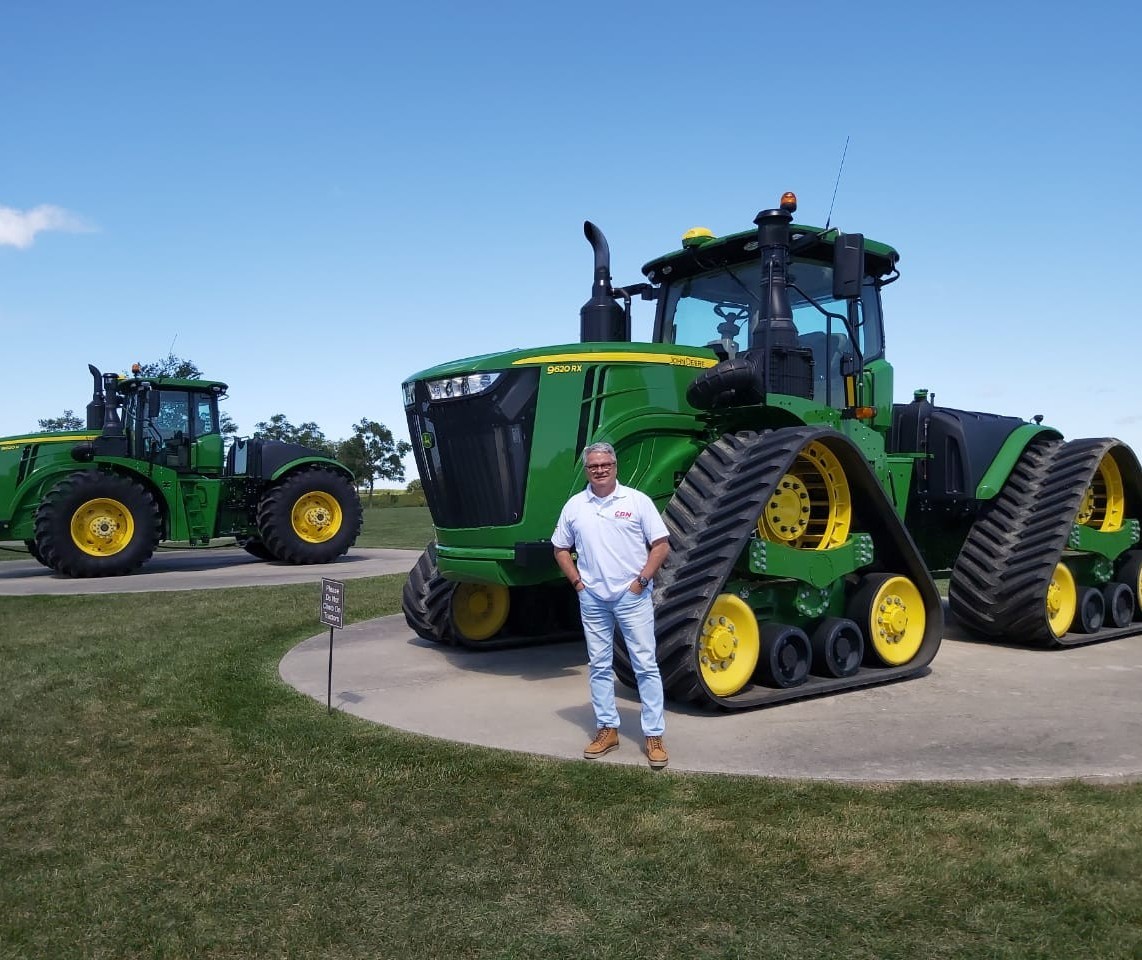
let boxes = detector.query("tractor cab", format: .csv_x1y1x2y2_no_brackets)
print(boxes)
641,194,899,412
86,365,228,474
127,377,227,474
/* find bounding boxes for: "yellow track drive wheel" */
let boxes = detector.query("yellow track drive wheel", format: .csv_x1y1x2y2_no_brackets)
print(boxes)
1045,562,1078,638
451,582,510,642
290,490,343,544
758,441,851,550
851,574,925,666
1075,453,1125,532
71,497,135,557
698,594,760,696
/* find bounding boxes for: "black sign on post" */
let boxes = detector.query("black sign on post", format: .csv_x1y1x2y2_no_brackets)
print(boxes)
320,578,345,713
320,578,345,629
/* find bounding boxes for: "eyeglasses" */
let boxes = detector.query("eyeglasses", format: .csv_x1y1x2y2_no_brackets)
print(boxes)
585,462,615,472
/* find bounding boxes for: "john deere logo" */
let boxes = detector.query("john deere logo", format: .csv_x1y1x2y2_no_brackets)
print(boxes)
422,432,434,450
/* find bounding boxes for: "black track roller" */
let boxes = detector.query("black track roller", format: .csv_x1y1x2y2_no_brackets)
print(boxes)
757,623,811,688
1075,586,1105,634
810,617,863,678
1116,551,1142,621
1102,582,1135,629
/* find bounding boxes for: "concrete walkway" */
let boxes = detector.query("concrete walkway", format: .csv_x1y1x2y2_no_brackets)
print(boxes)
280,613,1142,784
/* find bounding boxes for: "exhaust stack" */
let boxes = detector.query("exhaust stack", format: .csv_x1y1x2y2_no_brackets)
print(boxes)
86,364,105,429
579,221,629,343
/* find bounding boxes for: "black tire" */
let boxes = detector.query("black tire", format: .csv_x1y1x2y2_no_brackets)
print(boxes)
33,471,161,578
23,538,49,567
402,544,456,644
256,467,362,564
236,536,276,561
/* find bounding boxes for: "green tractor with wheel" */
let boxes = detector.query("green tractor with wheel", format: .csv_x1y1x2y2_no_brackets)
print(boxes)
400,192,1142,710
0,364,363,577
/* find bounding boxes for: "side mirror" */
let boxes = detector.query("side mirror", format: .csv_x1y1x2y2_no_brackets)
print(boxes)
832,232,865,300
147,391,161,418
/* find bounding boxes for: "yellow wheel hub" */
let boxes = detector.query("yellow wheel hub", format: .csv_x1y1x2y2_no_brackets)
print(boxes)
1045,562,1077,638
451,582,510,641
759,441,851,550
698,594,760,697
865,575,924,666
290,491,343,544
1075,454,1125,532
70,497,134,557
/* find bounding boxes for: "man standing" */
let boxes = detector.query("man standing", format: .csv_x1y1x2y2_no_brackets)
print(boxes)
552,442,671,769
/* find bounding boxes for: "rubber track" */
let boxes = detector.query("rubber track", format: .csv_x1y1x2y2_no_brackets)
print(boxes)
626,427,941,709
402,545,456,645
949,437,1142,646
403,545,583,651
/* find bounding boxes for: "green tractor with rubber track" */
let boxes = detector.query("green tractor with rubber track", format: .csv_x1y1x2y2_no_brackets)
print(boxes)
400,192,1142,710
0,364,362,577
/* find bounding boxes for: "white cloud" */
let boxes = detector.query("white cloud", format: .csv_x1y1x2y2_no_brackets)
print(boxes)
0,204,93,249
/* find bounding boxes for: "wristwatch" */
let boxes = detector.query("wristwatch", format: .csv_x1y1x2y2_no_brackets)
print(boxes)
636,576,649,588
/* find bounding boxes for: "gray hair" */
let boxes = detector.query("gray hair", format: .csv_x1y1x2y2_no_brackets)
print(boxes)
581,441,616,464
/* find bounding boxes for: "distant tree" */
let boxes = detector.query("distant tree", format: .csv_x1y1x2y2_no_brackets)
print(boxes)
404,476,426,506
253,413,336,457
220,410,239,436
38,409,84,432
336,418,412,500
138,352,203,379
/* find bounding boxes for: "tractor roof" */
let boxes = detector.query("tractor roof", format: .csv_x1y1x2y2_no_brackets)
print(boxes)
641,223,899,285
116,374,229,394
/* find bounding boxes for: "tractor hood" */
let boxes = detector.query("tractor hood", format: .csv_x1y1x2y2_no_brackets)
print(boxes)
403,340,716,386
0,429,99,451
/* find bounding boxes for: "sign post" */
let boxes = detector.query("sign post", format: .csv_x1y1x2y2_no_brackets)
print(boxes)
320,578,345,714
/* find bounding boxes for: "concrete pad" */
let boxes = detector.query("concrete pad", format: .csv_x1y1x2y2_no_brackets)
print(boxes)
280,614,1142,783
0,547,424,596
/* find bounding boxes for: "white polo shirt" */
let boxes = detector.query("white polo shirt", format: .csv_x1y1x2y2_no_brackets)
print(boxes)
551,482,669,602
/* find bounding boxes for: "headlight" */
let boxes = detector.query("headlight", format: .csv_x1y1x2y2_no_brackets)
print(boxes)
424,372,502,401
402,382,416,407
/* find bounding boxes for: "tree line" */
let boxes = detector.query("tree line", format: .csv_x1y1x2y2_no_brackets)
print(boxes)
36,353,414,497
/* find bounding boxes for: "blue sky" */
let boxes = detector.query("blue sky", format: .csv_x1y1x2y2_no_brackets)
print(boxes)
4,1,1141,481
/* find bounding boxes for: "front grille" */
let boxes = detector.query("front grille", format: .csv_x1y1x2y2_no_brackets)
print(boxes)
406,368,538,528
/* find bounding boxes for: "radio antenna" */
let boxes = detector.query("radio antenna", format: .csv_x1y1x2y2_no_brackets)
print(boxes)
824,136,850,232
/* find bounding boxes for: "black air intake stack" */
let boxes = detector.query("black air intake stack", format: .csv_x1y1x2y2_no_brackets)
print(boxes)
580,221,629,343
100,372,124,437
86,364,106,429
752,202,798,350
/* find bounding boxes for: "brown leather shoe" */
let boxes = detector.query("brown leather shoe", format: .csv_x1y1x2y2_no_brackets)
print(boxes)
645,736,668,769
583,727,619,759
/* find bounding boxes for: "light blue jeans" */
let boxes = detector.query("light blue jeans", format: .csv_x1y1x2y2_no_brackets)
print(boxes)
578,588,665,737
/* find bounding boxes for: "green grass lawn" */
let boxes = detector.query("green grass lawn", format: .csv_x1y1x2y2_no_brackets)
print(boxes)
2,579,1140,959
355,503,433,550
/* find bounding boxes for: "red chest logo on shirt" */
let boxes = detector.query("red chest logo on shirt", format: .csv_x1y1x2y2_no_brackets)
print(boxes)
614,510,633,519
